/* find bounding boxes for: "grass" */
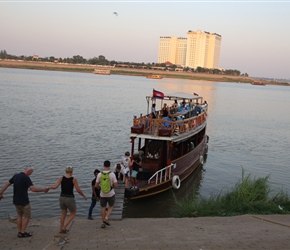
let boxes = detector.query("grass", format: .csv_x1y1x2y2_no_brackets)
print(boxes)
174,169,290,217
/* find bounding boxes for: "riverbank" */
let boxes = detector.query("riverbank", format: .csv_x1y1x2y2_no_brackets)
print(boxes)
1,59,285,85
1,59,288,86
1,215,290,249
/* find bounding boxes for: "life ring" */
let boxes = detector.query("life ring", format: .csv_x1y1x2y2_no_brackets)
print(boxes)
199,155,204,165
172,175,181,189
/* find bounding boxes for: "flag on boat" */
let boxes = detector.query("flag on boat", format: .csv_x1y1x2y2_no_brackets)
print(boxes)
153,89,164,99
193,92,199,96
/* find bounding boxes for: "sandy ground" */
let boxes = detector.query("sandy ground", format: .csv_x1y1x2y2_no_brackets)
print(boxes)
1,215,290,250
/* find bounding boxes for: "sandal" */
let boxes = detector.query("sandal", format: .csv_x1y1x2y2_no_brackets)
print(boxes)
103,220,110,226
19,232,33,238
101,223,106,229
59,229,69,234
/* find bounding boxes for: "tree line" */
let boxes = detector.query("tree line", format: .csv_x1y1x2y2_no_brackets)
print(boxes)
0,50,247,77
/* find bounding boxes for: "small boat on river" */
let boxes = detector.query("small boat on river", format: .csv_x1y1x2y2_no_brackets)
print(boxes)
93,69,111,75
146,74,163,79
252,80,265,85
125,89,209,199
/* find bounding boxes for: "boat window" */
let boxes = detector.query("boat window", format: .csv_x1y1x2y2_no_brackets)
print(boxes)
145,140,162,159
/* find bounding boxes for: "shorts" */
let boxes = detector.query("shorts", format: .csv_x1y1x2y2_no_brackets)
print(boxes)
59,196,76,212
131,170,138,178
122,167,130,178
15,204,31,218
100,195,115,208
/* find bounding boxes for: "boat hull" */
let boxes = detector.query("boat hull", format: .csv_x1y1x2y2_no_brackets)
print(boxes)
127,135,207,200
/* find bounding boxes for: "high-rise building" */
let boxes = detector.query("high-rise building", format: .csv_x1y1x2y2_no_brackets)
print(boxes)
158,36,187,66
158,30,222,69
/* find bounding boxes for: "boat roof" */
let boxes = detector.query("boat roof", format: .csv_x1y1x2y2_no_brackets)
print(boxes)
146,95,203,102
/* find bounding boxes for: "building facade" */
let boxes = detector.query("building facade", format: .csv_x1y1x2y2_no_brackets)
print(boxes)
158,30,222,69
158,36,187,67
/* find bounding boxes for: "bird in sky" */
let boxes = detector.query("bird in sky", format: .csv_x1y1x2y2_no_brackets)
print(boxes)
113,12,118,16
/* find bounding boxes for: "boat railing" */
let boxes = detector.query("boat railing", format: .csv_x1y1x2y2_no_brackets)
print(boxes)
148,164,173,185
131,109,207,137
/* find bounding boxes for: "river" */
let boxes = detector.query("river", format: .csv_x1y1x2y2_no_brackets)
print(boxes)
0,68,289,218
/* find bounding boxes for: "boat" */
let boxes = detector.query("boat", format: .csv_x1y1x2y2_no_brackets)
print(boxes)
251,80,265,85
125,90,209,199
93,69,110,75
146,74,163,79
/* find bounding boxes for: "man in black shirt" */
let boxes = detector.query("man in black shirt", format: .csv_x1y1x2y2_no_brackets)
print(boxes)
0,165,48,238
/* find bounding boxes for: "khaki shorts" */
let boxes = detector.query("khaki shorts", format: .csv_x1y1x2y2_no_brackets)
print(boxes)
15,204,31,218
59,196,76,212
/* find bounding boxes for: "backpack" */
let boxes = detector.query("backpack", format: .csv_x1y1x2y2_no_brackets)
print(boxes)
100,171,112,193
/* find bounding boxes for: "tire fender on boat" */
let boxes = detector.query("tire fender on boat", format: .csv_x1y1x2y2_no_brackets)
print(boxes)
172,175,181,189
199,155,204,165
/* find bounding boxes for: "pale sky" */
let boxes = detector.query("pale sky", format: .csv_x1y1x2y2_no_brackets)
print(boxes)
1,0,290,79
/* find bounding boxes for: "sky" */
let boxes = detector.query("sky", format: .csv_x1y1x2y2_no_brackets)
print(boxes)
1,0,290,79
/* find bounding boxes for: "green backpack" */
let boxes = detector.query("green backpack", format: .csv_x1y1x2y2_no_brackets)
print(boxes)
100,171,112,193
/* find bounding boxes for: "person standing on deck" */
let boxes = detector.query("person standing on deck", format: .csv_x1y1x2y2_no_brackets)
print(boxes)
131,157,142,189
121,151,132,188
162,103,169,118
151,103,157,118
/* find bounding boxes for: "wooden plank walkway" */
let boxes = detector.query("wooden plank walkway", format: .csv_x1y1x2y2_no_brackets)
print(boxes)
110,181,125,220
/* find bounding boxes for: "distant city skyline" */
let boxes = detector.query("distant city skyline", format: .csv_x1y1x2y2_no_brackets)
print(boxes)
1,1,290,79
158,30,221,70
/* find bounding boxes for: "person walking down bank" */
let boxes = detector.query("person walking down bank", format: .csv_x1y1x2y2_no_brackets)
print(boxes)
48,166,87,233
95,160,118,229
0,164,48,238
87,169,100,220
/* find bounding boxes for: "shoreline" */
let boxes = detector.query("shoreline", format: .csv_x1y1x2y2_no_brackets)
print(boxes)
1,59,287,85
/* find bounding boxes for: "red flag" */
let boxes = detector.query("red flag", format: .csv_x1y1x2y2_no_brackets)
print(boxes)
153,89,164,99
193,92,199,96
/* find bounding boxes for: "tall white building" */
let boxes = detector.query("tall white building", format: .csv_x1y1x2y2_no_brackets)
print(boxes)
158,30,222,69
158,36,187,66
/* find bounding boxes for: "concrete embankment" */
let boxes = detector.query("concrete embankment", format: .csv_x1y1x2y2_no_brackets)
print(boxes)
1,215,290,249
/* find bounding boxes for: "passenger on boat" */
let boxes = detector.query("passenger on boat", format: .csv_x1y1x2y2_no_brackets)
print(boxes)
189,99,194,110
201,101,208,112
131,157,141,189
194,103,201,115
151,103,157,119
172,100,179,108
121,152,131,188
162,116,171,128
181,99,186,109
162,103,169,118
113,163,124,181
